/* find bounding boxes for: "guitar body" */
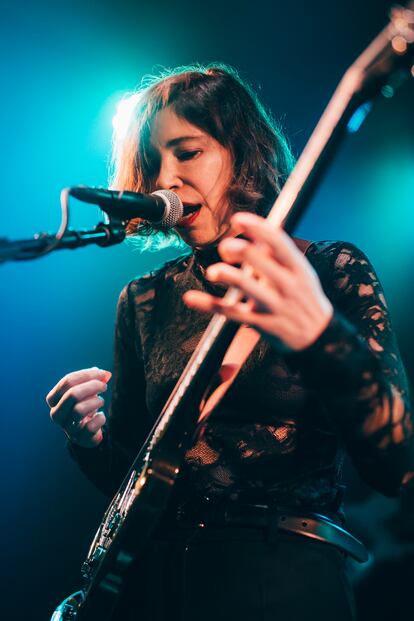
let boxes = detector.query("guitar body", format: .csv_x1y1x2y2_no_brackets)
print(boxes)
52,318,240,621
78,459,176,619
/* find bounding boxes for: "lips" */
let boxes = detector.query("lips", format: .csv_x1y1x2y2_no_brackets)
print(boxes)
178,204,202,227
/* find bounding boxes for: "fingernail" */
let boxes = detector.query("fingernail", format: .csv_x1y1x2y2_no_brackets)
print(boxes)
100,370,112,382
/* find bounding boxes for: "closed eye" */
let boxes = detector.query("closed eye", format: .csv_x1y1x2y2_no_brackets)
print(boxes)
176,150,201,161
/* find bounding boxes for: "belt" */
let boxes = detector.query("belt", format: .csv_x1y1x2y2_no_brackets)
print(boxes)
173,501,369,564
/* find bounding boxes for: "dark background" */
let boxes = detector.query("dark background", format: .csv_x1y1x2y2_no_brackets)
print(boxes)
0,1,413,619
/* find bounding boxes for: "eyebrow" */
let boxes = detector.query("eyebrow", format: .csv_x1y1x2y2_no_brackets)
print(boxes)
165,135,205,148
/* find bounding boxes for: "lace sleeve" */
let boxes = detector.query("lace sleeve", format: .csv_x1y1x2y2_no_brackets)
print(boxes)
288,241,414,497
68,282,151,497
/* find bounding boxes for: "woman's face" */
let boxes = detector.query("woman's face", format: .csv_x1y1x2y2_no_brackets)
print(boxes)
149,107,234,247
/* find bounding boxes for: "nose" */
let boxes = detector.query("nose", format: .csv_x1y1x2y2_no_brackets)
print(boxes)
155,155,183,191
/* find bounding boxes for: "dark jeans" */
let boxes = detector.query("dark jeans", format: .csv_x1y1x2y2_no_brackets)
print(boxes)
115,522,356,621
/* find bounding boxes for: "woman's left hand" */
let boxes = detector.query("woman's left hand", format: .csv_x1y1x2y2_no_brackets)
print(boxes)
183,212,333,352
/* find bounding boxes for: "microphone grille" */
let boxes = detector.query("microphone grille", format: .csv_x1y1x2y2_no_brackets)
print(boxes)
151,190,184,228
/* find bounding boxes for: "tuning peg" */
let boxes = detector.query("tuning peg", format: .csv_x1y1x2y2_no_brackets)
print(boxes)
391,35,408,54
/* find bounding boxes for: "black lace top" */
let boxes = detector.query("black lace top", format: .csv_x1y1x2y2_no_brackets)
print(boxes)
70,239,413,514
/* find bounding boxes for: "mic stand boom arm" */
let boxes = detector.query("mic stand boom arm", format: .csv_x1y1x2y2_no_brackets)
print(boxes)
0,219,126,264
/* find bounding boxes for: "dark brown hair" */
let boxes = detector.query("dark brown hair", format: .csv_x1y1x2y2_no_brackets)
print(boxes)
111,63,294,240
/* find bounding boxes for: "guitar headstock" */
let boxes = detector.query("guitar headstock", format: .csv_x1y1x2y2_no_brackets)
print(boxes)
389,2,414,57
351,2,414,102
271,2,414,231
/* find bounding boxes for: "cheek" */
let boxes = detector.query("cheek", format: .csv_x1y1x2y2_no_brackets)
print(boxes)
198,155,232,201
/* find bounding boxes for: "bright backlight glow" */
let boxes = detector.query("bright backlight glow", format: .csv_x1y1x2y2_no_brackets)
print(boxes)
112,93,140,143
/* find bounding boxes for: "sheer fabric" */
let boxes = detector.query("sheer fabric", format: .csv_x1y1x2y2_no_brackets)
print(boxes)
70,239,413,512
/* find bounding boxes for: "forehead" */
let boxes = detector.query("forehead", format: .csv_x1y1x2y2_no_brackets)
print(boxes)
150,107,208,149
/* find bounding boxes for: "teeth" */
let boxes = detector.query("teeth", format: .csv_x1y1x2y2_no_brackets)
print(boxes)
182,213,196,222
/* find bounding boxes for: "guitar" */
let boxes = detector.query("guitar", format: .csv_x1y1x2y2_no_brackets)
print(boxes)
51,4,414,619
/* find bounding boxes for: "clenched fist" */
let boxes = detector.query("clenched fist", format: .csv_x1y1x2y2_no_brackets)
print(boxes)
46,367,112,448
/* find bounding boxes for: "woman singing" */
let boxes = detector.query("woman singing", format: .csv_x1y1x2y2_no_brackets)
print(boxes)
46,65,413,620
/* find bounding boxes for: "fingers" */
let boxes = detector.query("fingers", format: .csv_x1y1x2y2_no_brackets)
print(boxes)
47,367,112,447
88,429,105,447
72,395,105,418
69,412,107,448
83,411,106,434
183,289,289,342
64,396,105,433
183,290,222,314
228,212,307,271
184,212,332,352
50,379,109,428
78,411,106,436
215,238,293,296
184,289,264,317
46,367,111,407
205,263,280,312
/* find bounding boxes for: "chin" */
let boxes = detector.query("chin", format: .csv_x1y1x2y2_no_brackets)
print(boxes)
179,228,220,248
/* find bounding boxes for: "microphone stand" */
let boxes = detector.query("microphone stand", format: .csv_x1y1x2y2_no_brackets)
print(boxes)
0,219,126,264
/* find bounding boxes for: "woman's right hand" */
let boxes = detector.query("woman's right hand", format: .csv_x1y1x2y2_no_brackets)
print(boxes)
46,367,112,448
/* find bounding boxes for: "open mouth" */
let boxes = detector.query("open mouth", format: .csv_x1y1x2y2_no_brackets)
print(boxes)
178,204,202,227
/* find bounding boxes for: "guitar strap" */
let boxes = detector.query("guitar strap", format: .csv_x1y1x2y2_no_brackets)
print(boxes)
197,237,313,424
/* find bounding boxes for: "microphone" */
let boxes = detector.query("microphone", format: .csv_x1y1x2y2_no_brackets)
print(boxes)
68,187,184,228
